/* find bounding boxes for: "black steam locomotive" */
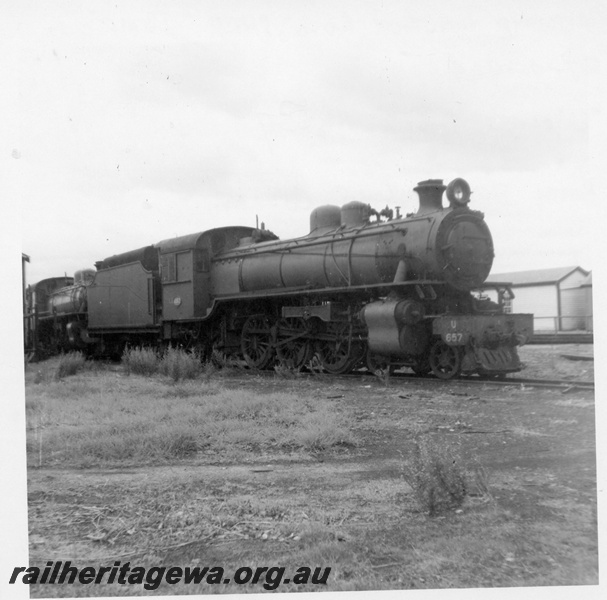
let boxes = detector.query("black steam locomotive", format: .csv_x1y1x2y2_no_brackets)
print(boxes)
23,178,533,379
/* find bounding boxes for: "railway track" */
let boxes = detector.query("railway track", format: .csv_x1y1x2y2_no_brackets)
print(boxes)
368,370,595,392
232,358,595,392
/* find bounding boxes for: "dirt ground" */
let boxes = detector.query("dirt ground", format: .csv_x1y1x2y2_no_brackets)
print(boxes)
517,343,595,381
25,344,598,595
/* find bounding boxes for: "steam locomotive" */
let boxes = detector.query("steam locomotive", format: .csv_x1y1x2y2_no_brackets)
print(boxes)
23,178,533,379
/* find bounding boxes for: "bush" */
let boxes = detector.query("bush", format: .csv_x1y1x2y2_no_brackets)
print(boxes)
122,346,160,376
55,352,87,380
122,346,208,381
160,347,203,381
404,433,468,516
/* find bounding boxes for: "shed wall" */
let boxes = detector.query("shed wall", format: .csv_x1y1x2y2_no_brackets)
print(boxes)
560,288,588,330
511,285,558,331
559,269,589,289
584,287,593,331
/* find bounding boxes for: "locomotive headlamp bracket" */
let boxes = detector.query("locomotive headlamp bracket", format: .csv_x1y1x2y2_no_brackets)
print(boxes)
446,178,471,207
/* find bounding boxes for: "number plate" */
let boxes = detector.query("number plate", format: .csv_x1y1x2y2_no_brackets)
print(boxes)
442,331,469,345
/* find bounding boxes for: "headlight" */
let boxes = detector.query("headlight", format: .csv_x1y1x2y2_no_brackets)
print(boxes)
446,178,471,207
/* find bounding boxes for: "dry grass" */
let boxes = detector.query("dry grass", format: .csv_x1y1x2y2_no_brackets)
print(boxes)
25,364,356,468
122,346,204,380
121,346,159,376
26,458,595,596
54,351,88,379
159,346,204,381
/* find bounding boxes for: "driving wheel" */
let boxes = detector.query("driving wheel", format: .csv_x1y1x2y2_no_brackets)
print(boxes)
241,315,274,369
315,321,361,374
276,317,312,369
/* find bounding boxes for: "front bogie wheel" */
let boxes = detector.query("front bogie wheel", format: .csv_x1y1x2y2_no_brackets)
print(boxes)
429,340,462,380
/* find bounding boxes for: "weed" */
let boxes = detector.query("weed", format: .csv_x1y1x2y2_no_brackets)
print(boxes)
274,363,303,379
200,359,218,382
161,381,219,399
54,352,87,380
291,412,356,451
372,367,391,387
306,355,325,376
210,349,231,368
122,346,160,376
162,432,199,458
160,347,203,381
403,433,468,516
470,464,493,501
209,349,246,376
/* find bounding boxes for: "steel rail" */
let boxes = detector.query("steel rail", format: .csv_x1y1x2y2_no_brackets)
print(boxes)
234,364,594,391
371,371,595,391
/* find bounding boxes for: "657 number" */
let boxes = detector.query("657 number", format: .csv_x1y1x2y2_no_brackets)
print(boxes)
445,332,464,343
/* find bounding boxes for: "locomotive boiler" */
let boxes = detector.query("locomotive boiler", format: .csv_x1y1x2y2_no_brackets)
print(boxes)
24,177,533,379
215,178,492,295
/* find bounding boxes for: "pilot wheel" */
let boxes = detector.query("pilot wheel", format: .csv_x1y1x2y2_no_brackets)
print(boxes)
429,339,462,380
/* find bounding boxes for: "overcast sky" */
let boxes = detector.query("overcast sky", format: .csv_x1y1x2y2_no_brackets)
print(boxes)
3,0,604,284
1,3,606,596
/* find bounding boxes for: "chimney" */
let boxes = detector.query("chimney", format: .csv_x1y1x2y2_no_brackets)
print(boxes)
414,179,446,215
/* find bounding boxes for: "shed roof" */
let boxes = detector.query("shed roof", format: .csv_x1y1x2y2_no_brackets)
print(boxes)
581,272,593,287
485,266,588,286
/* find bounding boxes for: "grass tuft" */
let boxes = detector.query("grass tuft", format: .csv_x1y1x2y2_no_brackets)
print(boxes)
122,346,160,376
55,352,87,380
274,363,303,379
122,346,211,381
160,347,203,381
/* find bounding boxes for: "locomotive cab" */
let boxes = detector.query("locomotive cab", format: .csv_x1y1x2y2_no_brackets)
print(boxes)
159,226,278,326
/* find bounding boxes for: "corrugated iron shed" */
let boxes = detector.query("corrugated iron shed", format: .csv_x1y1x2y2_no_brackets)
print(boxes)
486,266,588,286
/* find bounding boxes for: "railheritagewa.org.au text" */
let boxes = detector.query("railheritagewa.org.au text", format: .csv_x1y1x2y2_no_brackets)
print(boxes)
9,561,331,591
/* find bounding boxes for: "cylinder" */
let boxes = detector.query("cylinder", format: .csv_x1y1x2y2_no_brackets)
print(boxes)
363,299,427,357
